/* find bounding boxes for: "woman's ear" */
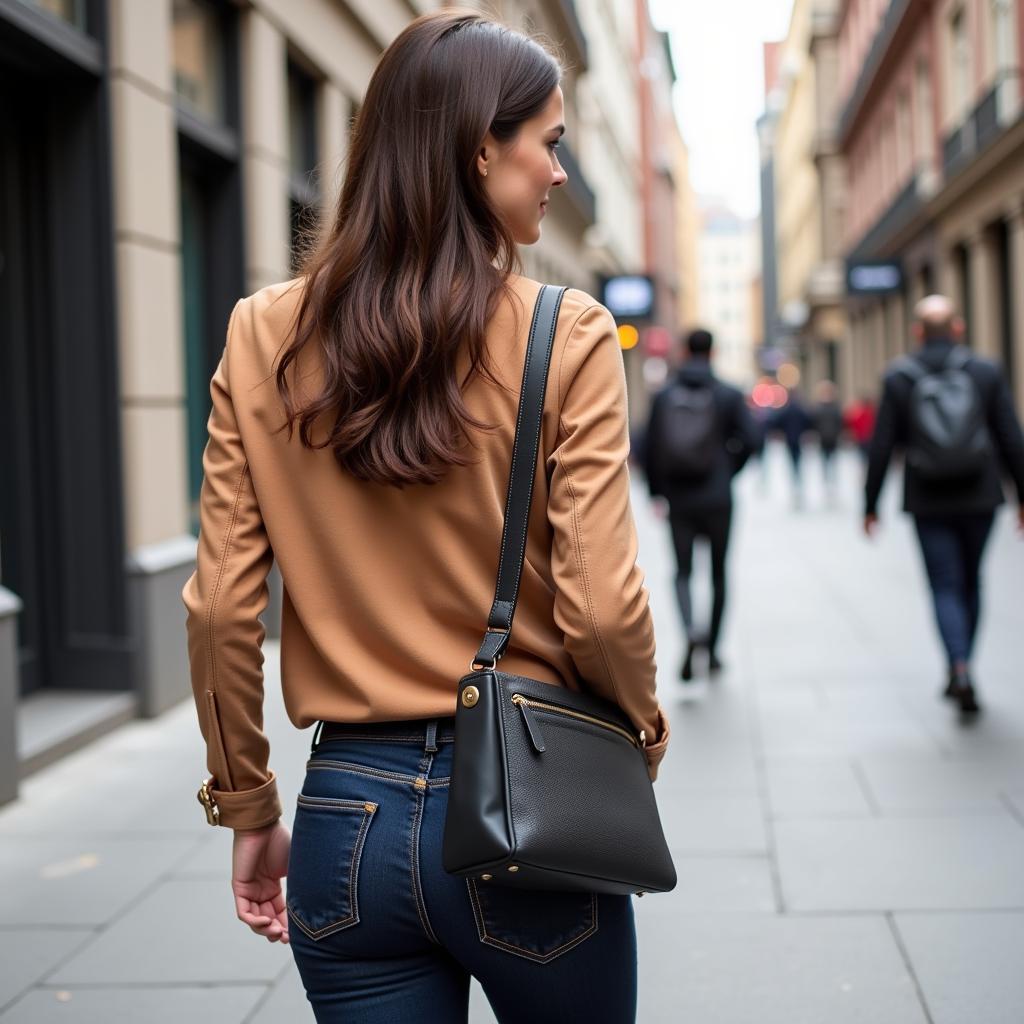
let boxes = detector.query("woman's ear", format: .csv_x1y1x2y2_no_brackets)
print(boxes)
477,133,497,178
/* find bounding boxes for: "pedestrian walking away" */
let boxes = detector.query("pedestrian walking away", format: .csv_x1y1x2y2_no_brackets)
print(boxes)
812,380,844,503
181,10,670,1023
768,388,813,508
863,294,1024,715
643,327,761,681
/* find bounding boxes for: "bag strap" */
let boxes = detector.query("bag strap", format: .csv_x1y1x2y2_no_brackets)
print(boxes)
472,284,567,671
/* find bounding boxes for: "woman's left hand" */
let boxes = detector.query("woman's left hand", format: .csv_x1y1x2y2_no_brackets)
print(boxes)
231,820,292,943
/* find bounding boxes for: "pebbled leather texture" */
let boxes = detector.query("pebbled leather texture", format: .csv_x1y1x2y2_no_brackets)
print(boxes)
444,285,677,897
444,670,676,895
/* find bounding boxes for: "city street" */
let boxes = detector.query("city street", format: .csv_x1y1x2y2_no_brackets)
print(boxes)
1,445,1023,1022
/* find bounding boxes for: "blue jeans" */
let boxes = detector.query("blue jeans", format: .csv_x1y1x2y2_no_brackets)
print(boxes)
287,717,638,1022
913,513,995,665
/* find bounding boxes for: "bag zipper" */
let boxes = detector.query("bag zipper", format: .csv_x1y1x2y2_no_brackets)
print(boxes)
511,693,642,751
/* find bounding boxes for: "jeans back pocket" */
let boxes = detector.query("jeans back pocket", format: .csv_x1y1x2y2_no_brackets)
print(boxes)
287,795,377,941
467,878,598,964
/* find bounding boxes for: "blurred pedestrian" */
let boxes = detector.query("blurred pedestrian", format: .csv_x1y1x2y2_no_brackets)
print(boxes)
864,295,1024,715
844,393,876,461
644,328,761,680
768,388,813,508
812,380,844,502
182,11,670,1021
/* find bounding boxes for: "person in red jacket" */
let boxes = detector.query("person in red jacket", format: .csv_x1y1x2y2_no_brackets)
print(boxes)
844,394,877,460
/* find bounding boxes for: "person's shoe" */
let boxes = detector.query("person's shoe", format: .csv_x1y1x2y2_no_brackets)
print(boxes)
949,670,981,715
680,643,696,682
708,651,723,676
942,670,959,701
956,684,981,715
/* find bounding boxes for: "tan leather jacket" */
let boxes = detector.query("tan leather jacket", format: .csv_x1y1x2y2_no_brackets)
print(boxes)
182,275,670,829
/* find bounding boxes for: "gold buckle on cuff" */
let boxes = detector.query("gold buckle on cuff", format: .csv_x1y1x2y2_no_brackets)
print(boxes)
197,777,220,826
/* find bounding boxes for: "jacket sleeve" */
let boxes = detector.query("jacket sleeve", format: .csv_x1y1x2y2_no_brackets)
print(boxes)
986,368,1024,503
864,374,899,517
181,298,281,830
546,303,670,778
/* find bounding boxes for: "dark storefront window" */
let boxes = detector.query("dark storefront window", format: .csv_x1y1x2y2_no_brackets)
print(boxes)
288,58,320,273
1,3,129,695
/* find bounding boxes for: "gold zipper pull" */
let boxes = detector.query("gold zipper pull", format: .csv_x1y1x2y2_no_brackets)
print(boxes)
511,695,546,753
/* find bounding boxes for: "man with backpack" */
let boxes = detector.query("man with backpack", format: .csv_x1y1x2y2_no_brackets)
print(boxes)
644,328,761,680
864,295,1024,714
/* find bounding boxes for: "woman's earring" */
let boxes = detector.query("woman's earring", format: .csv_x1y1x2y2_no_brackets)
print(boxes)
482,168,488,177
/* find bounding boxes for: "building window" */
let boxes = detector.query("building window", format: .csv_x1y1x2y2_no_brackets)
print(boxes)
949,7,971,124
17,0,87,29
990,0,1017,80
915,59,934,168
896,90,911,179
173,0,227,125
288,58,320,274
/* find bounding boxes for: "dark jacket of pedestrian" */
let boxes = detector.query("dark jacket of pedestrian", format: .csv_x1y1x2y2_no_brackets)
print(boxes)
813,400,844,452
768,394,813,451
864,338,1024,517
644,359,761,513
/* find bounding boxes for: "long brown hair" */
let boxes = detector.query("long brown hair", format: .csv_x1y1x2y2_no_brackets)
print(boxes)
275,10,562,487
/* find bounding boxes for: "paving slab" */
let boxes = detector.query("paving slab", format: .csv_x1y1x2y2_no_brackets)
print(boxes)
0,986,265,1024
0,837,196,926
635,913,927,1024
894,912,1024,1024
764,757,874,818
0,930,90,1012
856,753,1024,814
248,963,315,1023
649,857,777,913
49,879,290,985
775,814,1024,911
660,793,768,855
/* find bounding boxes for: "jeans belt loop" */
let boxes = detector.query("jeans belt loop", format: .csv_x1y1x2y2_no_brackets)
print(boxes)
424,718,439,754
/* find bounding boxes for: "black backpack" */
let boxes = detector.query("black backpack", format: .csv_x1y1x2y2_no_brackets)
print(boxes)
651,382,720,481
895,347,991,480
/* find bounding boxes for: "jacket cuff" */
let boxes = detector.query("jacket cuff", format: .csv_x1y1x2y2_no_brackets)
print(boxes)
644,706,671,781
210,772,282,830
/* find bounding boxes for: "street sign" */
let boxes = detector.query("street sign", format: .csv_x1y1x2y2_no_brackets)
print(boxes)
846,260,903,294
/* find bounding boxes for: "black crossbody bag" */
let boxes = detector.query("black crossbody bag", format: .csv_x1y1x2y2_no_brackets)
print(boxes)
441,285,677,897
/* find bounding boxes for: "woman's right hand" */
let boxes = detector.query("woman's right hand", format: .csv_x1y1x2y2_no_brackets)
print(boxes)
231,820,292,943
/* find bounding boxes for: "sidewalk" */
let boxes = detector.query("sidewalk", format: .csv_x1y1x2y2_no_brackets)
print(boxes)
1,444,1022,1022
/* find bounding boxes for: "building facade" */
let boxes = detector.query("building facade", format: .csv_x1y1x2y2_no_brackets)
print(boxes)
757,40,786,358
838,0,1024,411
696,205,761,387
0,0,681,804
673,130,700,333
773,0,848,398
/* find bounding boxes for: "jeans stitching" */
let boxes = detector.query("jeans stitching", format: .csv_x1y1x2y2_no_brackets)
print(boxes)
287,803,375,941
409,763,440,946
465,878,600,964
307,762,452,788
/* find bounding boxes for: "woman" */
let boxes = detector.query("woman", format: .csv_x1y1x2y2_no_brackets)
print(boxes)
183,9,669,1022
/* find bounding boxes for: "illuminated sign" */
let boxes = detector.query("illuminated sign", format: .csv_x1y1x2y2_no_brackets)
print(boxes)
601,275,655,319
846,261,903,294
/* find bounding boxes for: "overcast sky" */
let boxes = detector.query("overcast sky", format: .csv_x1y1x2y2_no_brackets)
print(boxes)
649,0,795,220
